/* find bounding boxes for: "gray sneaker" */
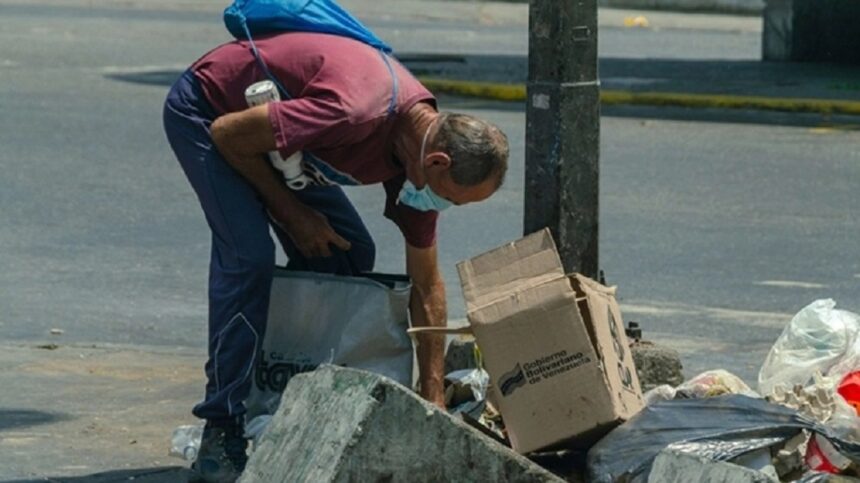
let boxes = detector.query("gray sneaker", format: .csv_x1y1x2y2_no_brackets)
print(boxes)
189,419,248,483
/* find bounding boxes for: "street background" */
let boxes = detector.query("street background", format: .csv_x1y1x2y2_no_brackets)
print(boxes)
0,0,858,480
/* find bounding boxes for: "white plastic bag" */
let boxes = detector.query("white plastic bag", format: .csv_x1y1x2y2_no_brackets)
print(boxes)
445,368,489,419
759,299,860,397
677,370,759,399
643,384,677,405
245,269,414,429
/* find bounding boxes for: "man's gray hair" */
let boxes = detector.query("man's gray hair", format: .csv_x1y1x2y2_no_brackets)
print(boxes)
434,113,509,188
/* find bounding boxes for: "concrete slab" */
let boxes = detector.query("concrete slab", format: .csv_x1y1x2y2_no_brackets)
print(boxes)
240,365,563,483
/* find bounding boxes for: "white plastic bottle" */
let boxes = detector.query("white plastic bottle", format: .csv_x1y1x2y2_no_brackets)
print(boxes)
244,80,310,190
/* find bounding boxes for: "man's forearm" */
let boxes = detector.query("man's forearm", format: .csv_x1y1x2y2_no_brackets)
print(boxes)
223,149,295,212
210,118,305,225
410,277,447,406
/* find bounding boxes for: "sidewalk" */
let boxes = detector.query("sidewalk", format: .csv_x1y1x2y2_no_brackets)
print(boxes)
404,55,860,116
0,343,201,481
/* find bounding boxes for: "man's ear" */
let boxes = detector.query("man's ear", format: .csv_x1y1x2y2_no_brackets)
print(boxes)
425,152,451,169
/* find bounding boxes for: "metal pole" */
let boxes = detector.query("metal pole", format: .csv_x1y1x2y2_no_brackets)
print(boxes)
524,0,600,278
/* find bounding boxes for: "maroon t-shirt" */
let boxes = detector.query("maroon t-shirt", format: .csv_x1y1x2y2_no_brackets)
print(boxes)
192,32,438,248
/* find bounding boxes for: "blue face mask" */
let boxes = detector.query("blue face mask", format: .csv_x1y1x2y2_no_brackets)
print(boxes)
398,118,454,212
398,180,453,212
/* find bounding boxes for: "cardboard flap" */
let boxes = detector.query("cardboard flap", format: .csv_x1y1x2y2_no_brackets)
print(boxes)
570,273,644,417
468,277,576,326
572,273,618,297
457,229,565,313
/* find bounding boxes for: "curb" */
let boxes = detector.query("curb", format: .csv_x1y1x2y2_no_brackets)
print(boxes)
597,0,763,15
417,77,860,116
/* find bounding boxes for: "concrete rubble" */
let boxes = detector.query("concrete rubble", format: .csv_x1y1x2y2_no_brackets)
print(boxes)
444,337,479,374
648,448,779,483
631,341,685,391
239,364,564,483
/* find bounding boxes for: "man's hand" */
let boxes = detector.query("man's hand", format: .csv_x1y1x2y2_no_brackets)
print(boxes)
406,242,447,408
271,203,351,258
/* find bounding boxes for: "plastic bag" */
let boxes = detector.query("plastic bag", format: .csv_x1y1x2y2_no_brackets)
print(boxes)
244,269,414,435
445,368,489,420
643,370,758,406
828,336,860,382
677,370,759,399
759,299,860,397
643,384,677,405
821,373,860,443
586,395,860,483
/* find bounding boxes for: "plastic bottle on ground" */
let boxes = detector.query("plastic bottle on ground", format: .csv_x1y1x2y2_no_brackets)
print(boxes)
170,423,204,461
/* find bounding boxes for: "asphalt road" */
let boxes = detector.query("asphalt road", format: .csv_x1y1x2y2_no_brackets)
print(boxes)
0,0,857,389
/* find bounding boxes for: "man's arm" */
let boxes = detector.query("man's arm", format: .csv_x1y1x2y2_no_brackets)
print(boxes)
406,242,446,408
210,106,350,257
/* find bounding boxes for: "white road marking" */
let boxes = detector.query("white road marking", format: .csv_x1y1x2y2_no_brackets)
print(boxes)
755,280,827,289
621,302,791,328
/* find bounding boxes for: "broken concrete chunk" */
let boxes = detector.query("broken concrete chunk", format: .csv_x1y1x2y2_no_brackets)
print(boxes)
240,364,563,483
648,449,778,483
632,342,684,391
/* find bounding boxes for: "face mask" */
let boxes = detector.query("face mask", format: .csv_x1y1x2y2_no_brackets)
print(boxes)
397,119,454,212
398,179,453,212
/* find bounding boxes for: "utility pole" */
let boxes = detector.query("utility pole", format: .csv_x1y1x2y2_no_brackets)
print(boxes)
524,0,600,278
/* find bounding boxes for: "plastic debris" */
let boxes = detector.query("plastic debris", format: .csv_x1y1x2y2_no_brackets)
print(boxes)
837,371,860,416
773,432,809,479
677,370,760,399
805,433,852,474
169,423,203,461
643,370,758,406
769,374,838,424
644,384,678,405
445,368,489,420
759,299,860,397
49,328,64,335
757,299,860,458
586,395,860,483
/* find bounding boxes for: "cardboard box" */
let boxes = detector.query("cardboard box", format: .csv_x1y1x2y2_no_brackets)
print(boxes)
456,228,644,453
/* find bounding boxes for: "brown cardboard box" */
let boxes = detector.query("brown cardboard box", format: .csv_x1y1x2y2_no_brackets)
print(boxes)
456,228,644,454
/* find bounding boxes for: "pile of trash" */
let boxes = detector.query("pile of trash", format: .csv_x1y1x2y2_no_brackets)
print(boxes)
589,298,860,482
166,227,860,483
438,298,860,482
168,297,860,482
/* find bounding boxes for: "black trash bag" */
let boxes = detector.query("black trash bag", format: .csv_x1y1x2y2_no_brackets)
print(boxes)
587,395,860,483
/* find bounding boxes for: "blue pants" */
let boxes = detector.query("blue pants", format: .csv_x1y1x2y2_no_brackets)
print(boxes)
163,70,376,421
